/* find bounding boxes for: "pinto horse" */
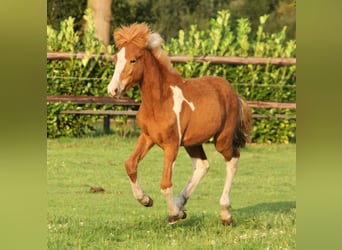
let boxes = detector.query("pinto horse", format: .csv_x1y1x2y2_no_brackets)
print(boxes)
107,23,252,225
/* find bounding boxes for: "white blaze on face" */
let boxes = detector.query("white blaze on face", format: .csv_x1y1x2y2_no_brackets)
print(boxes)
170,86,195,144
107,48,127,96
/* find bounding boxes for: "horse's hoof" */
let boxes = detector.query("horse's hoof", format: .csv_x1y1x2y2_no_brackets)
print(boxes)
168,210,187,224
221,216,233,226
168,216,179,225
139,195,153,207
145,195,154,207
179,210,187,219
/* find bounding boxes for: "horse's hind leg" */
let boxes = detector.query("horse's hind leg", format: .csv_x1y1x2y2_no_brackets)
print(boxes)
174,145,210,219
125,133,154,207
215,128,240,225
220,150,240,226
216,142,240,226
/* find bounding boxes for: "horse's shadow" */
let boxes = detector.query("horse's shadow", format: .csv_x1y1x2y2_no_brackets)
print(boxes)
179,201,296,228
236,200,296,214
110,201,296,235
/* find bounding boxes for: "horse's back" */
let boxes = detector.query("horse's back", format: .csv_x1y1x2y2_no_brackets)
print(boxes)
184,76,237,108
186,76,234,94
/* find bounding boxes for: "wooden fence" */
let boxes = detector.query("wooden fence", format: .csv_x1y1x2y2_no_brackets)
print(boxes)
47,52,296,65
47,52,296,132
47,95,296,133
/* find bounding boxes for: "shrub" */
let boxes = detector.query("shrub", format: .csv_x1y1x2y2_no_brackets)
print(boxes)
47,9,115,137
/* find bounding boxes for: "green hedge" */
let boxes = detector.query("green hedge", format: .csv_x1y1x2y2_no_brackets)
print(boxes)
47,9,296,143
47,9,115,137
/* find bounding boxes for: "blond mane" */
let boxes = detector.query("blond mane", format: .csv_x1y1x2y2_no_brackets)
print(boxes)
114,23,172,69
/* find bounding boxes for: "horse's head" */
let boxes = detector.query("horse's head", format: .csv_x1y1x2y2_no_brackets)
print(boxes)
107,43,145,97
107,23,168,97
107,23,151,97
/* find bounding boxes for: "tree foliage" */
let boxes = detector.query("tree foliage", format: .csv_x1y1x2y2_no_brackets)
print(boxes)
47,0,87,31
47,0,296,42
228,0,295,39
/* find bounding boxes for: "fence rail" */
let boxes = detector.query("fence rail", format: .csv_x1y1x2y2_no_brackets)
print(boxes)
47,52,296,66
47,95,296,133
47,95,139,106
46,95,295,110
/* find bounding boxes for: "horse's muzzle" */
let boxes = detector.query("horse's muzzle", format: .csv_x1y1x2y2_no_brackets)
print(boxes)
108,87,119,97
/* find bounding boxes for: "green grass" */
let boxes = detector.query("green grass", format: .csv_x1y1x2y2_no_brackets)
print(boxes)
47,136,296,249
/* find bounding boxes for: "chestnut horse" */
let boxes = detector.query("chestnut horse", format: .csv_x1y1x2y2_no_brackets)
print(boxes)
107,23,252,225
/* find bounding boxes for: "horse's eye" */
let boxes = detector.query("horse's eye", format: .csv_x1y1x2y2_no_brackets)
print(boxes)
130,59,137,64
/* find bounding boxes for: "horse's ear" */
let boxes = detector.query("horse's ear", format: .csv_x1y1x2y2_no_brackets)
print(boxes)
147,33,172,70
147,33,164,50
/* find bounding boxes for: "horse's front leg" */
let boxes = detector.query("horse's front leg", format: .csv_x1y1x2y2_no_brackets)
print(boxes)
160,145,187,224
125,133,154,207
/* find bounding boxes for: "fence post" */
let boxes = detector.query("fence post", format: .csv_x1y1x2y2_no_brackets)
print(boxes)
103,115,110,133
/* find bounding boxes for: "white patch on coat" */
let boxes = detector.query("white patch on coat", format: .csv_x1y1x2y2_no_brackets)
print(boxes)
220,157,238,209
161,187,178,216
129,179,144,200
170,86,195,144
107,48,126,96
130,179,151,205
186,158,209,196
175,158,209,209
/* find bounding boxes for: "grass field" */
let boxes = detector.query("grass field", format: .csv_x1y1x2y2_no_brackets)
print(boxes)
47,136,296,249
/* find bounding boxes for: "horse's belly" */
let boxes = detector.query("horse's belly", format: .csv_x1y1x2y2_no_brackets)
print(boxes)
182,133,213,146
181,115,222,146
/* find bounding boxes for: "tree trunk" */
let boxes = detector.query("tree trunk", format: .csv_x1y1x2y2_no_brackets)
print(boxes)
87,0,112,48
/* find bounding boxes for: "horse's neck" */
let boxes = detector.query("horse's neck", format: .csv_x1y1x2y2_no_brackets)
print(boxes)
140,51,180,106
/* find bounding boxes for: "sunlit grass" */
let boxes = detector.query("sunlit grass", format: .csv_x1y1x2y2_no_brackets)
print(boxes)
47,136,296,249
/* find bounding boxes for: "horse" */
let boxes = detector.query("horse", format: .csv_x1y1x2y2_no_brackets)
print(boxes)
107,23,252,225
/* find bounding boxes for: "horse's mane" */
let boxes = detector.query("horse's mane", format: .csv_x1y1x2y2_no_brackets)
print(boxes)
114,23,172,70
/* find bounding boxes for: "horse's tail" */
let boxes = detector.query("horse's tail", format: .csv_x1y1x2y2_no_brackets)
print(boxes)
233,95,253,148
